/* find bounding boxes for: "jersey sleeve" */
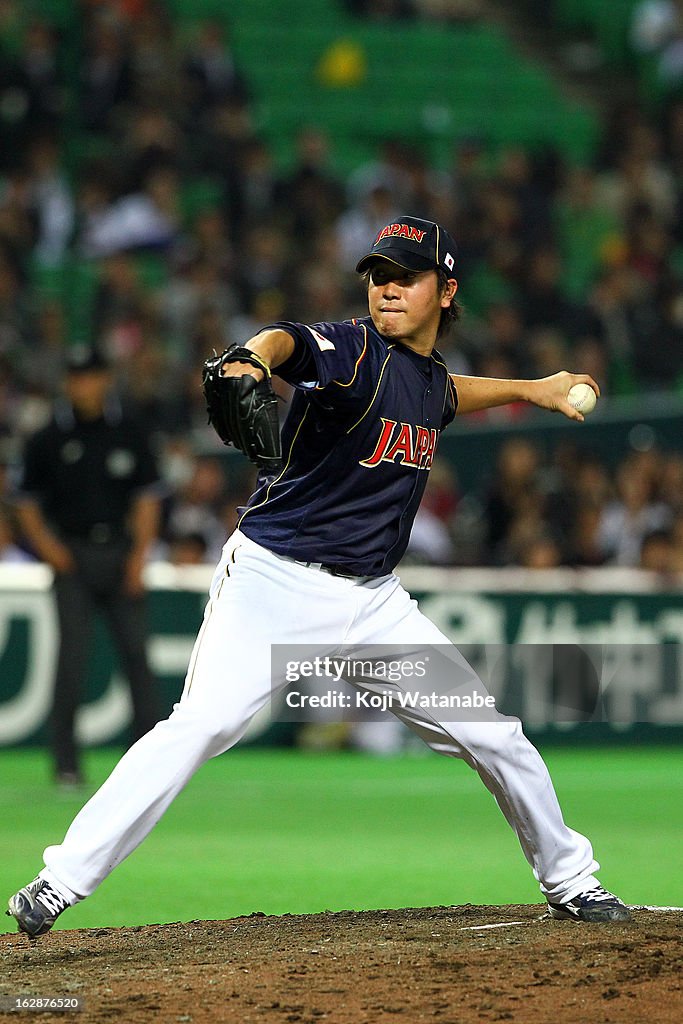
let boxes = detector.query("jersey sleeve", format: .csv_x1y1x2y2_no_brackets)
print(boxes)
127,421,164,494
264,320,370,394
12,431,48,503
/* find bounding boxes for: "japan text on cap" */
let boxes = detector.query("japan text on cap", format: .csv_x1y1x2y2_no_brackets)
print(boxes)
356,217,458,277
64,346,109,373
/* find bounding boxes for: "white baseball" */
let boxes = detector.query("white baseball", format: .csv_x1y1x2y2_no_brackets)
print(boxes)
567,382,597,415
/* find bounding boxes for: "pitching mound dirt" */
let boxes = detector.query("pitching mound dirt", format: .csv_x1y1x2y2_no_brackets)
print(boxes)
1,905,681,1022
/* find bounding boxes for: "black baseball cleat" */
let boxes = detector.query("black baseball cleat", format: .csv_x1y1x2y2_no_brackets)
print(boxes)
6,877,71,937
547,884,631,923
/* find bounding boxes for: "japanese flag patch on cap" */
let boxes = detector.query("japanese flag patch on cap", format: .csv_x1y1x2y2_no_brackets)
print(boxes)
356,216,458,278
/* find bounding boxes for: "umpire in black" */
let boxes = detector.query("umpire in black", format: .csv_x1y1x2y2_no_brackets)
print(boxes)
14,346,163,786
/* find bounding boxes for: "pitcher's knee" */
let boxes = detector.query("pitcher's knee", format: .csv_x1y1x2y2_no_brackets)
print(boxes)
450,717,526,763
164,702,248,756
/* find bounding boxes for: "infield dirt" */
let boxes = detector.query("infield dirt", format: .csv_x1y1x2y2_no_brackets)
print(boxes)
1,905,681,1023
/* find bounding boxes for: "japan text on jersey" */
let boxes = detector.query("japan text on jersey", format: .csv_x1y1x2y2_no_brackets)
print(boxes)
237,317,457,577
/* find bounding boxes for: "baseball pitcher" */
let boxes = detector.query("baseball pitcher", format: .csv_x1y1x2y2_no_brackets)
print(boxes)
7,217,629,937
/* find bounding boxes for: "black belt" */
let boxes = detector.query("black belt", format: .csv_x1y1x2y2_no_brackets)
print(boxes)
63,524,127,545
293,559,361,579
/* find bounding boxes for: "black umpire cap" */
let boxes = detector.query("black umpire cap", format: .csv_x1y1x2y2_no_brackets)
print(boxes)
356,216,458,278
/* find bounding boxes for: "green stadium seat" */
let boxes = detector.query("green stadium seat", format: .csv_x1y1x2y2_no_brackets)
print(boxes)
181,179,224,224
552,0,643,69
230,2,600,173
28,261,65,299
132,253,170,292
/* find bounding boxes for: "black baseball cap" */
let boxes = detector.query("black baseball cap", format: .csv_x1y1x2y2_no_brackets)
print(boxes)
64,345,109,374
356,216,458,277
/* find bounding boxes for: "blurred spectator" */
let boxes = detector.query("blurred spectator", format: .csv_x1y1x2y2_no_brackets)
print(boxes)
167,530,209,566
127,2,181,111
639,526,676,571
0,15,64,164
118,107,182,194
468,302,528,377
598,455,672,564
404,458,459,565
191,305,233,374
527,327,568,380
0,167,37,264
588,265,643,374
236,225,289,310
569,507,608,567
474,179,523,273
626,204,673,285
596,123,677,226
571,337,610,390
670,512,683,567
497,145,555,249
80,9,132,132
80,163,181,259
232,139,280,234
0,251,34,394
629,278,683,388
517,532,564,569
498,489,553,566
228,287,288,348
116,323,187,438
631,0,683,90
160,251,237,370
450,136,489,217
21,298,68,398
182,206,234,276
571,454,614,511
554,165,623,301
163,454,230,563
347,138,419,208
406,505,455,564
93,253,149,353
17,18,64,130
660,95,683,182
482,438,543,562
632,0,682,56
0,505,33,562
519,244,589,338
659,452,683,510
182,19,249,120
335,183,399,269
274,128,345,243
196,97,255,227
399,143,455,225
25,133,74,267
295,260,352,323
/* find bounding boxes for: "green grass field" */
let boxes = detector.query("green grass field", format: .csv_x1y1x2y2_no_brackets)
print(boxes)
1,745,681,932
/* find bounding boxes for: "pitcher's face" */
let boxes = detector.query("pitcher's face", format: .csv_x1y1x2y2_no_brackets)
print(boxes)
367,263,456,352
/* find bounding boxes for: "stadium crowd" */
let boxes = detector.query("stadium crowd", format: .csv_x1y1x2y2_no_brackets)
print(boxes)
1,0,683,571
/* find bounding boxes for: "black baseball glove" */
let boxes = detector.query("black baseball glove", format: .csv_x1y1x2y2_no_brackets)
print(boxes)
202,345,282,469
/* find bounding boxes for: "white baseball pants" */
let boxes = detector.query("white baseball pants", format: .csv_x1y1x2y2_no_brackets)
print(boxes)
43,530,599,905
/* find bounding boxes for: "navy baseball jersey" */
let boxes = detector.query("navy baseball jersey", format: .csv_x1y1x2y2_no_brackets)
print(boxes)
237,316,457,576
